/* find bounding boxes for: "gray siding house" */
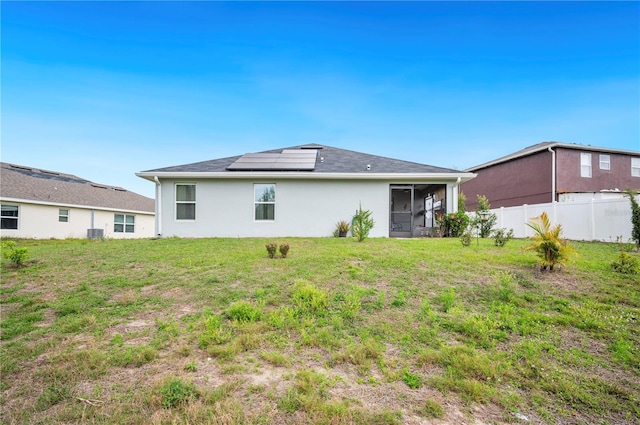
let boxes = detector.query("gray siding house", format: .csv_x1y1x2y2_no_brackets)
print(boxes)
137,144,476,238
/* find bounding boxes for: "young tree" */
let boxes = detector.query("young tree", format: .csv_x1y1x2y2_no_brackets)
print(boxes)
625,188,640,250
475,194,497,238
352,203,375,242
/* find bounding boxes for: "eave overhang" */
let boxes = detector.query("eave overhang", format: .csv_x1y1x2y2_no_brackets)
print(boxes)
136,171,477,184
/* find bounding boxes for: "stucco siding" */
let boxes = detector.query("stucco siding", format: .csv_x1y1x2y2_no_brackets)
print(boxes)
158,179,392,238
0,202,155,239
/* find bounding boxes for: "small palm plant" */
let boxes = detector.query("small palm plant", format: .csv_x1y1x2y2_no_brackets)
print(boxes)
524,212,576,271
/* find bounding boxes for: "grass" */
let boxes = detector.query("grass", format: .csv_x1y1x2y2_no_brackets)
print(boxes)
0,237,639,424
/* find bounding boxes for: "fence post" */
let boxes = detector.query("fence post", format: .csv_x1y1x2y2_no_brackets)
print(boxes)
590,198,596,241
523,204,528,237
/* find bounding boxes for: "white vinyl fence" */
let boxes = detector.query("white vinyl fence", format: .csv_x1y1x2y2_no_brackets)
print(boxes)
490,195,638,242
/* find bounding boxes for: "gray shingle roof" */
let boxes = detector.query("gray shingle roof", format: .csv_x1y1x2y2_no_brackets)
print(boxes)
1,162,154,213
142,144,461,174
467,142,640,172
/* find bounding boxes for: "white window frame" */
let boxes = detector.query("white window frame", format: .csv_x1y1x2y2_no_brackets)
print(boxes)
59,208,69,223
632,157,640,177
175,183,196,221
599,154,610,170
114,214,135,233
580,152,592,178
254,183,276,221
1,204,19,230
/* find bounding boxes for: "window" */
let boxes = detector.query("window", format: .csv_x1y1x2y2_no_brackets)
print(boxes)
59,209,69,223
1,205,18,230
176,184,196,220
580,152,592,178
114,214,135,233
254,184,275,221
633,157,640,177
599,154,610,170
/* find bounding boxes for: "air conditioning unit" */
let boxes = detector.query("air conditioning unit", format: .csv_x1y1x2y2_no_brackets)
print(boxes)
87,228,104,239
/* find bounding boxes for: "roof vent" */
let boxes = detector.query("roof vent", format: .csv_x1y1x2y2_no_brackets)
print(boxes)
366,164,371,171
300,144,323,150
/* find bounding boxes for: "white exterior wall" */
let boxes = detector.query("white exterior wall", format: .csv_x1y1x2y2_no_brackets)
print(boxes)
0,201,155,239
159,179,389,238
157,178,461,238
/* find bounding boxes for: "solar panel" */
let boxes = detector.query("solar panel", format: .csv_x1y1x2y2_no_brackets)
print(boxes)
227,150,317,171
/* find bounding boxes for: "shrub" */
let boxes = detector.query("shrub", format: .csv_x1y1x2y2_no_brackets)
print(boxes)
625,189,640,249
1,241,29,266
279,243,290,258
492,228,514,247
611,252,639,275
352,203,375,242
460,229,472,247
524,212,576,271
475,195,497,238
436,211,470,237
265,243,277,258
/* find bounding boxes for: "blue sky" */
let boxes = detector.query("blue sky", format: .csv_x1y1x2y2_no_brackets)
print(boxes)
2,1,639,198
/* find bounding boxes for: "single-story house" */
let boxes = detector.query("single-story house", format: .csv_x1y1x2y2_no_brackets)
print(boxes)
0,162,155,239
136,144,476,238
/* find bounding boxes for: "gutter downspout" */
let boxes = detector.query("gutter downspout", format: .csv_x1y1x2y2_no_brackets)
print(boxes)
154,176,162,237
548,146,556,203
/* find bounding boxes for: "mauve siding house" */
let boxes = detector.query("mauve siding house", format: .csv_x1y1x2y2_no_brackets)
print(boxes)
461,142,640,210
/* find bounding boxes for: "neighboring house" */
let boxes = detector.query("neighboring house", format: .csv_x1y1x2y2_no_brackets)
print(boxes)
461,142,640,210
136,144,476,238
0,162,155,239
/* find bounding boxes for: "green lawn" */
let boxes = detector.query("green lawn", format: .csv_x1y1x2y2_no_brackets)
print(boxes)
1,237,638,424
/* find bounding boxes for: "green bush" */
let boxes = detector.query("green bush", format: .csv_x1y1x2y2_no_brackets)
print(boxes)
436,211,470,237
1,241,29,266
475,195,497,238
352,203,375,242
611,252,639,275
625,189,640,249
460,229,472,247
492,228,514,247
